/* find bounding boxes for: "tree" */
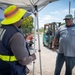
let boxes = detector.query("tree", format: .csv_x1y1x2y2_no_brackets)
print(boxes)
21,16,33,34
61,22,65,25
36,27,44,34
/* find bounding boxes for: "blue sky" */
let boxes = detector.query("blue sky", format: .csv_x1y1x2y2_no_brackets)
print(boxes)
38,0,75,28
0,8,4,20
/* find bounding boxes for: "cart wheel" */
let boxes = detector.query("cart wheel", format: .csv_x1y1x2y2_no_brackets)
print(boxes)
43,42,45,46
48,43,52,49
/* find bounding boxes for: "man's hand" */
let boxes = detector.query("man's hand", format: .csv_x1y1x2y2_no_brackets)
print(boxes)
52,38,58,52
52,45,56,52
31,53,36,61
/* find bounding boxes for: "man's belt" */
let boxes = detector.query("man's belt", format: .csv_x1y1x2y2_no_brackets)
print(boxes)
0,54,17,61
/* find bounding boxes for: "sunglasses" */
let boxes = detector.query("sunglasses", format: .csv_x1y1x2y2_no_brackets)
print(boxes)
65,19,71,21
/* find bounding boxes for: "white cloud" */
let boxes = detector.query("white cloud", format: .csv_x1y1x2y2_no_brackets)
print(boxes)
62,9,68,14
34,8,74,28
38,15,62,28
71,8,75,13
50,9,69,15
50,11,59,14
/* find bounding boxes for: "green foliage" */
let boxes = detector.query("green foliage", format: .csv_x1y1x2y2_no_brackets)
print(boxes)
61,23,65,25
36,27,44,32
0,22,1,26
21,16,33,34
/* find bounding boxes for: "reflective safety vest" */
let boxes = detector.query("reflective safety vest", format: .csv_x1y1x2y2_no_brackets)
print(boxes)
0,54,16,61
0,25,21,62
0,25,28,75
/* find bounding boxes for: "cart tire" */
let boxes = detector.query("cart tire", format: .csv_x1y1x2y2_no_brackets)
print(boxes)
48,43,52,49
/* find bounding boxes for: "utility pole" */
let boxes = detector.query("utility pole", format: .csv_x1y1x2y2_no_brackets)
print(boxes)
73,0,75,24
69,1,71,14
74,10,75,24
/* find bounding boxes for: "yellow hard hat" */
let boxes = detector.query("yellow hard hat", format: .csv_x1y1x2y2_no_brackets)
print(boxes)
1,5,27,25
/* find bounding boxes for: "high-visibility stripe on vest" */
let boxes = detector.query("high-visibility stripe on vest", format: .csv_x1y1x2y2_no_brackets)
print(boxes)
0,54,17,61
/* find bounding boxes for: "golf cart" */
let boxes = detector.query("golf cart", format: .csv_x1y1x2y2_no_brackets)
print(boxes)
43,22,61,49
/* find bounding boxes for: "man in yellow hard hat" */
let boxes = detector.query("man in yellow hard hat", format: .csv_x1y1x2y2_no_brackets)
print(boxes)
0,5,36,75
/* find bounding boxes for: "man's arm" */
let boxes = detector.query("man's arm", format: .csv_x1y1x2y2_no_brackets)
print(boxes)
19,53,36,65
52,37,58,51
52,28,60,51
9,32,36,65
